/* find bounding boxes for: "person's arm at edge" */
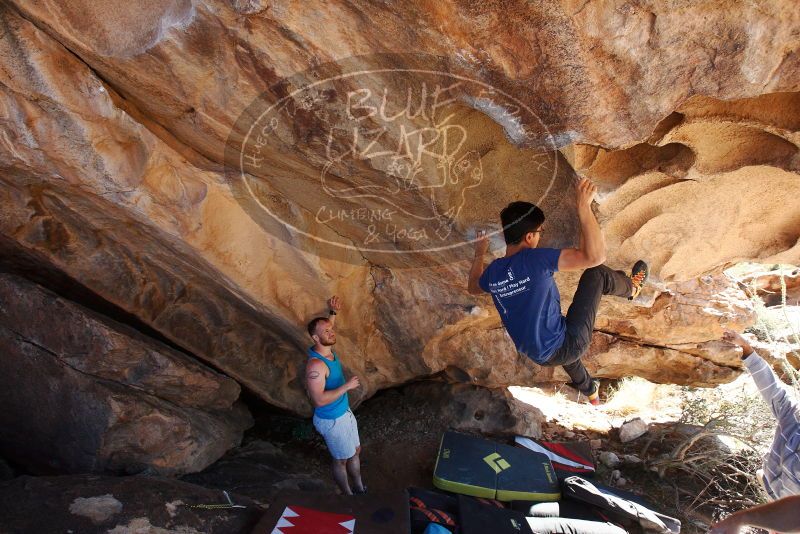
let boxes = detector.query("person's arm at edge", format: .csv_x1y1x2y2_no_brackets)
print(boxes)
723,329,800,422
305,358,358,408
467,230,489,295
710,495,800,534
558,177,606,272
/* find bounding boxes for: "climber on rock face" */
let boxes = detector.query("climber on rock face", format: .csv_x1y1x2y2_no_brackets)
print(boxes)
467,177,648,406
305,296,366,495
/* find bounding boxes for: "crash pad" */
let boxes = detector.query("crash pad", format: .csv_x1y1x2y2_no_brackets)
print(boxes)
457,495,533,534
250,490,409,534
525,516,628,534
409,487,459,534
511,499,612,522
433,431,559,502
460,493,627,534
514,436,595,478
269,505,354,534
562,476,681,534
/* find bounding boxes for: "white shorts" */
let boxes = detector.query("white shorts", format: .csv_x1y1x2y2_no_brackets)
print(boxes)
312,409,360,460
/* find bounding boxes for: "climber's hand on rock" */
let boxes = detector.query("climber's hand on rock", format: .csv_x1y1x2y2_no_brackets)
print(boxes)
474,230,489,257
576,177,596,209
722,328,753,355
328,295,342,312
722,328,745,346
345,376,360,390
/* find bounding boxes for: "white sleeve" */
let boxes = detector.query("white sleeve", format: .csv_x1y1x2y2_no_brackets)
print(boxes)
743,351,800,425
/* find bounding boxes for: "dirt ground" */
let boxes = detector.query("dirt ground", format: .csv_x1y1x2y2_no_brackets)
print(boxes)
199,378,731,532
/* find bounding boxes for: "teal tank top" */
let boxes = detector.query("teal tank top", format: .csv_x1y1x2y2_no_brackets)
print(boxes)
308,348,349,419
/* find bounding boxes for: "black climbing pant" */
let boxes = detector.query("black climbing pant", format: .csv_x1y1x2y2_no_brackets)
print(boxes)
543,264,632,393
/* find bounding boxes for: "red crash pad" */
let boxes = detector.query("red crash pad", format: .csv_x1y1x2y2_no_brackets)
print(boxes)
251,490,409,534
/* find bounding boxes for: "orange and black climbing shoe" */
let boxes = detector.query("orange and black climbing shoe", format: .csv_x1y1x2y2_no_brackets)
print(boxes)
628,260,649,300
586,379,601,407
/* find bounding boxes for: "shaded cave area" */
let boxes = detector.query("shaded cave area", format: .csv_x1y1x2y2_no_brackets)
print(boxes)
0,264,693,532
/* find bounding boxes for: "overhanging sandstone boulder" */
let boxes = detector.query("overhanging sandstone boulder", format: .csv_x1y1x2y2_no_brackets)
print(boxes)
0,273,251,476
0,2,796,417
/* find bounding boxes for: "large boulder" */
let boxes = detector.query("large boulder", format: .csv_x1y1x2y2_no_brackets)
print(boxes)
8,0,799,151
0,1,795,415
0,273,251,476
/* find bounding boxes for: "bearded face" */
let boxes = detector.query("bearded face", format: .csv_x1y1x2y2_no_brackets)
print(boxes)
313,320,337,346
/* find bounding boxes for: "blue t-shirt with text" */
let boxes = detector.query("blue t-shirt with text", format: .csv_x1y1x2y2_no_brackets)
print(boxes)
479,248,566,363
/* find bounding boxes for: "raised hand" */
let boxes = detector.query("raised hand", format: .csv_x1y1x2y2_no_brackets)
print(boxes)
328,295,342,313
576,177,597,209
475,229,489,258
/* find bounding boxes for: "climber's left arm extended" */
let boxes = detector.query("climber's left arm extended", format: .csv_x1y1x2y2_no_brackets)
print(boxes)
468,230,489,294
327,295,341,326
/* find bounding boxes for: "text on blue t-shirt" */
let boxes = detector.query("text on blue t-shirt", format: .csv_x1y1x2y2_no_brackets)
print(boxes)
478,248,566,363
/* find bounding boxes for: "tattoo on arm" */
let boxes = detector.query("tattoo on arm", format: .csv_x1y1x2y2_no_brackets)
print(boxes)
306,371,320,380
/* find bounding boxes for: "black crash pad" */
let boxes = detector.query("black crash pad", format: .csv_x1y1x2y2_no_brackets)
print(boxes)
510,497,610,522
464,495,627,534
251,490,409,534
409,487,459,534
562,476,681,534
433,431,560,502
457,495,533,534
